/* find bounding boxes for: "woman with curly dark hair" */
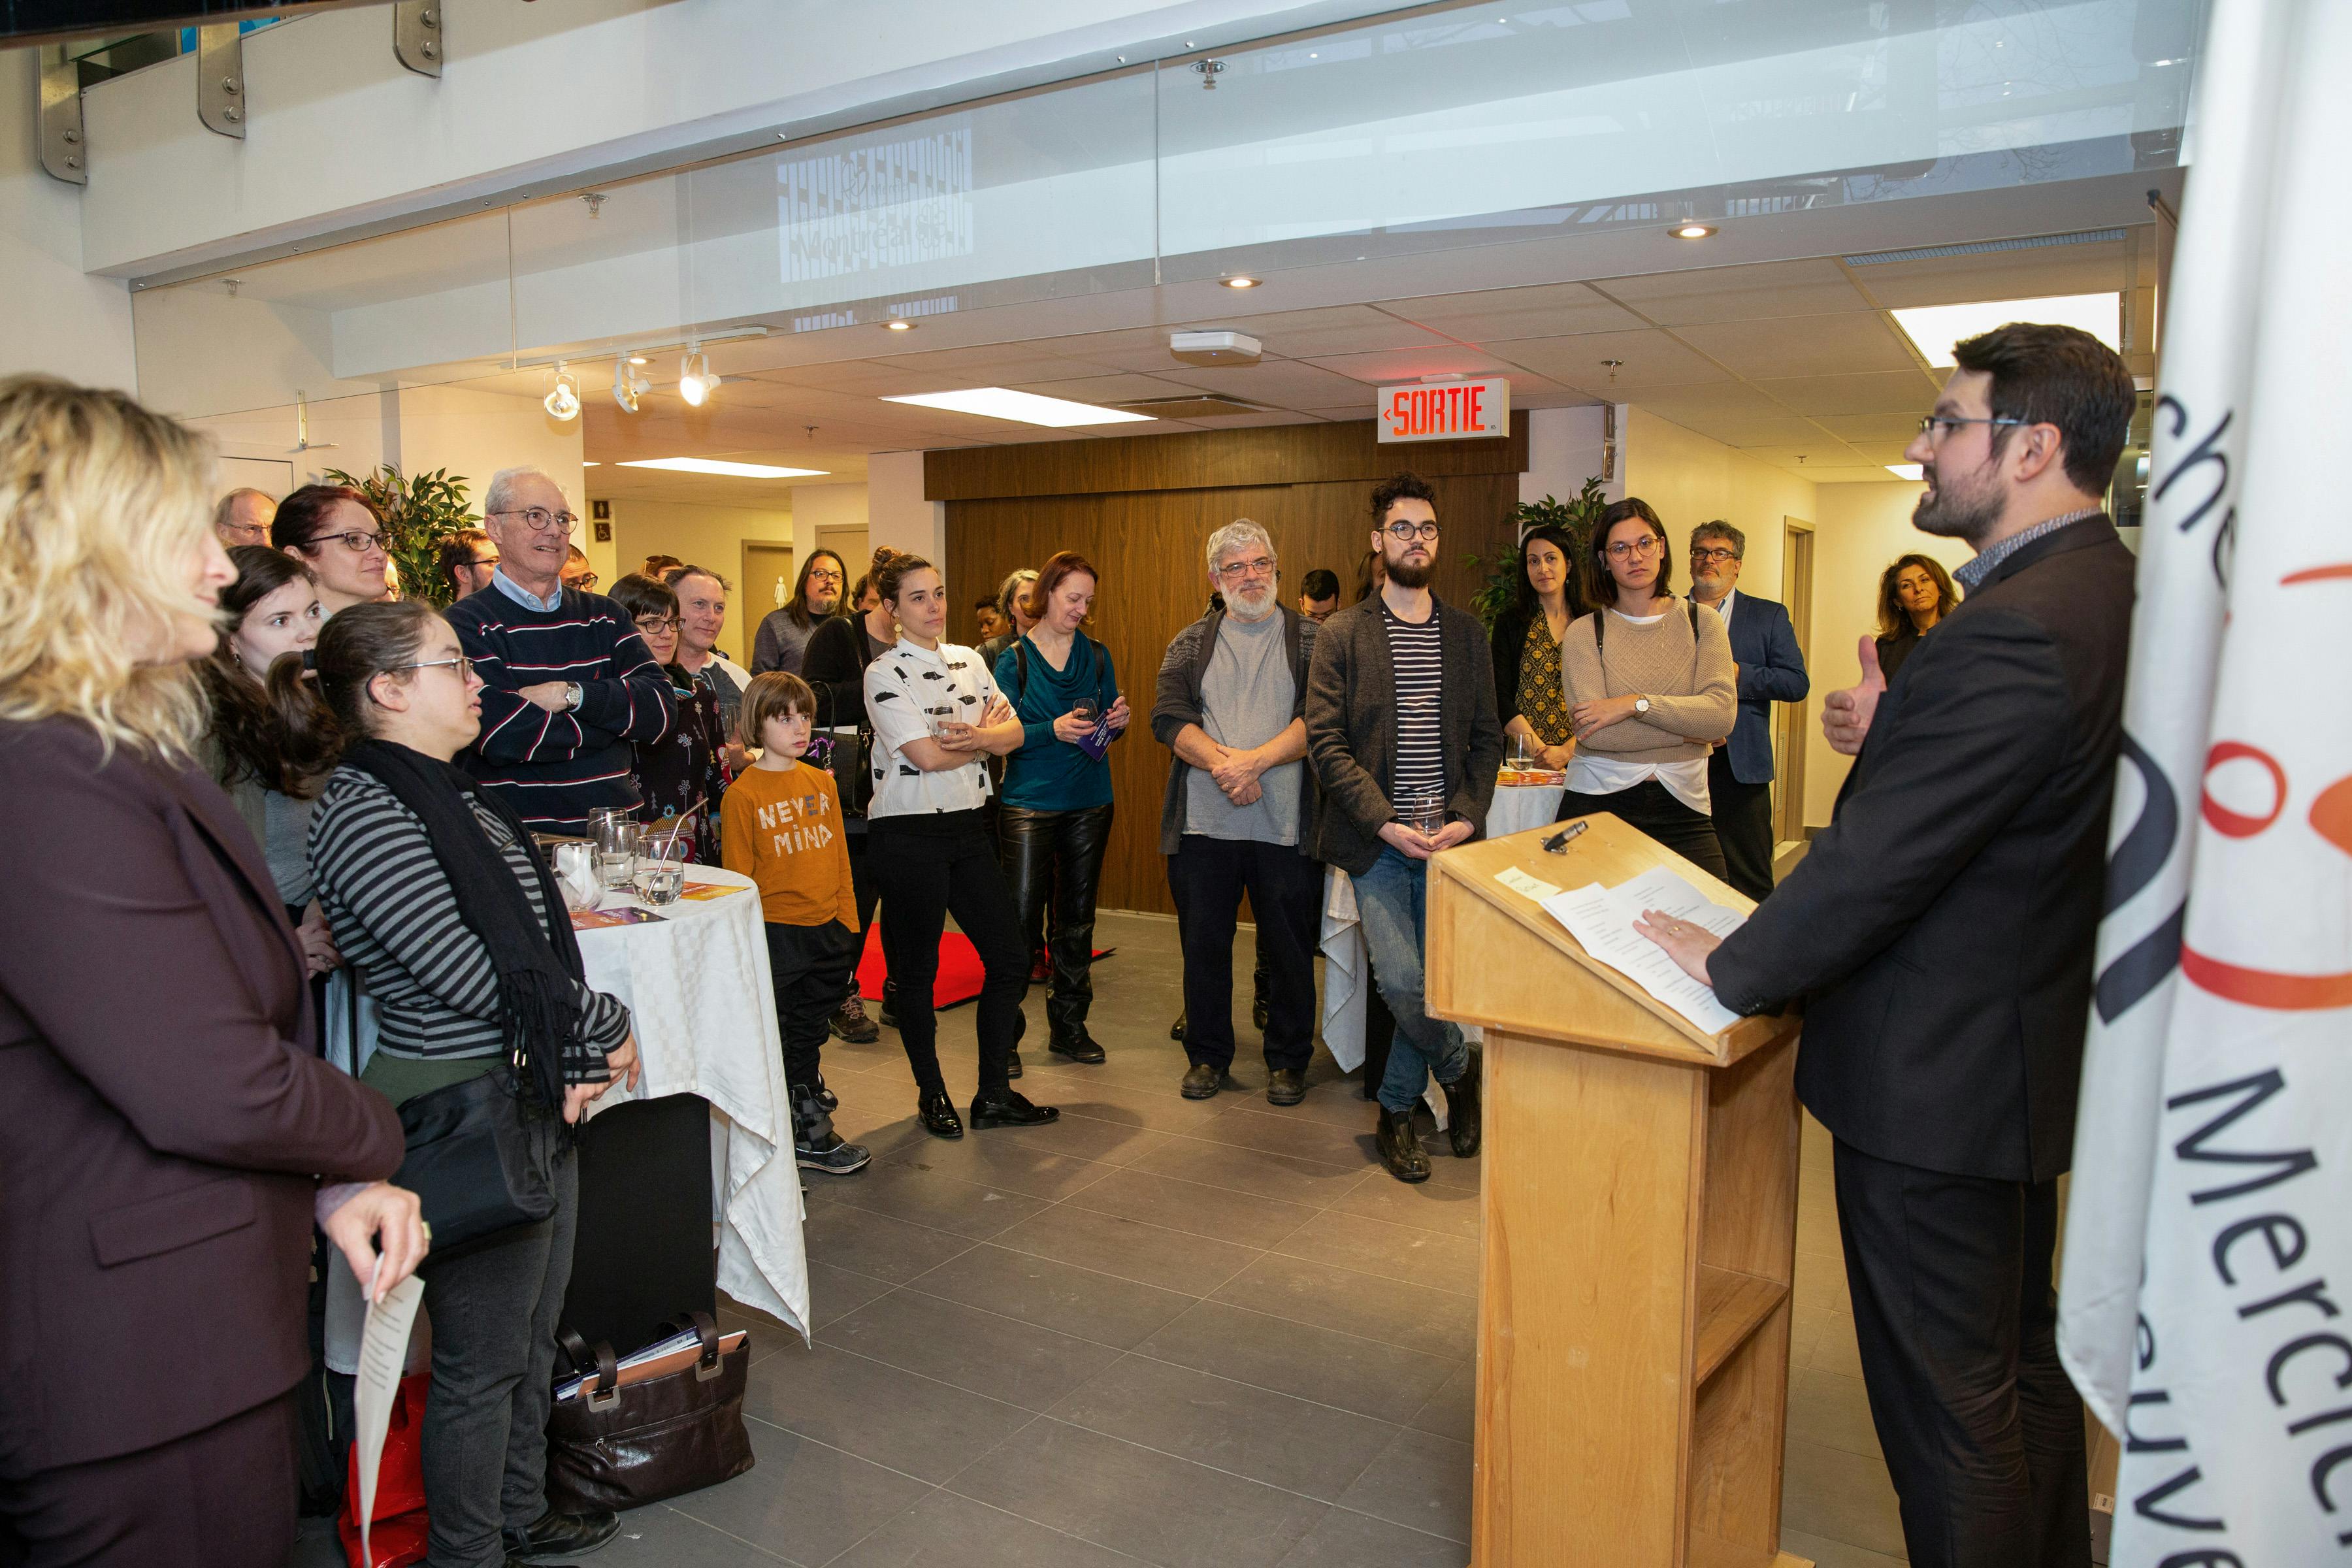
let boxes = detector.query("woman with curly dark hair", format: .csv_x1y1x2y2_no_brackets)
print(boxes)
1874,553,1958,683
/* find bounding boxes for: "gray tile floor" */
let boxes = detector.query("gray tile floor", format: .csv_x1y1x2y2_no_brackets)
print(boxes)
302,910,1908,1567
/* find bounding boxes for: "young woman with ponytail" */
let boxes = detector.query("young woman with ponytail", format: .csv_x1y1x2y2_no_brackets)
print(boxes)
304,600,641,1566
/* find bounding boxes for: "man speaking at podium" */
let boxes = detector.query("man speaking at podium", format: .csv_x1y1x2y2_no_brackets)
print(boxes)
1639,323,2136,1568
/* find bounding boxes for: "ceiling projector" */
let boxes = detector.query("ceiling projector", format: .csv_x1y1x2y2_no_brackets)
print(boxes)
1170,330,1262,366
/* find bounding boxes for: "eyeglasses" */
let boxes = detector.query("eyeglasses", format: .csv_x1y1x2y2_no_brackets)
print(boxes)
1383,520,1442,542
388,655,478,681
1690,546,1740,564
1215,556,1278,581
302,529,385,555
1917,414,2026,442
634,614,679,634
1605,535,1664,560
493,507,578,534
570,572,600,589
468,555,498,568
805,568,844,585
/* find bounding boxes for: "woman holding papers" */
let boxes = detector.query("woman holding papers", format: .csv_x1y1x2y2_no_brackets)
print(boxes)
1557,498,1737,880
0,378,419,1567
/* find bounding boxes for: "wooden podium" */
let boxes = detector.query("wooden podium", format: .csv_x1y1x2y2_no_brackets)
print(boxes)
1425,814,1808,1568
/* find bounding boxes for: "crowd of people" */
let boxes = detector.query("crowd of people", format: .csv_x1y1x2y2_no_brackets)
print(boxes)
2,315,2132,1568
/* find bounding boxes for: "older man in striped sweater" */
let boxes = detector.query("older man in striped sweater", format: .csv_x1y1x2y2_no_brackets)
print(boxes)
446,466,675,836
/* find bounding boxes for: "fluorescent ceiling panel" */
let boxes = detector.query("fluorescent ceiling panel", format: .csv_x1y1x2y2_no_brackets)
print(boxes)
1886,463,1924,480
880,387,1155,427
615,458,830,478
1889,294,2120,368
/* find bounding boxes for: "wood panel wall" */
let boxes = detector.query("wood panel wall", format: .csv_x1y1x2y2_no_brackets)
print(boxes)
938,417,1526,916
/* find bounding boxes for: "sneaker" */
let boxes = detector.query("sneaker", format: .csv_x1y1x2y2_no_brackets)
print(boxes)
830,994,879,1045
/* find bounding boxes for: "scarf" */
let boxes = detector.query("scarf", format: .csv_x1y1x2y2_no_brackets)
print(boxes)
338,738,589,1127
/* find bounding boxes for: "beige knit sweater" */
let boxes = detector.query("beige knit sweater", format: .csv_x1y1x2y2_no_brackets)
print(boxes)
1558,600,1737,764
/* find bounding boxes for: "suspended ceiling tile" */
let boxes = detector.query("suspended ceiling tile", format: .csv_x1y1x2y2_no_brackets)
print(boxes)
1739,444,1869,471
748,361,975,396
1849,238,2130,310
1681,415,1843,448
1216,304,1456,358
1669,312,1921,380
1804,465,1915,485
1510,387,1605,410
1749,368,1943,417
1592,258,1872,325
1488,328,1729,389
1812,412,1927,444
1847,441,1919,465
1379,282,1648,344
1158,359,1376,407
872,344,1122,380
1173,409,1330,428
1620,381,1798,423
1004,372,1212,404
1303,345,1531,385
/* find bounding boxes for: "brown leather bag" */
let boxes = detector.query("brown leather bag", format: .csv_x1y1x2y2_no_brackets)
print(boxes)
544,1313,755,1511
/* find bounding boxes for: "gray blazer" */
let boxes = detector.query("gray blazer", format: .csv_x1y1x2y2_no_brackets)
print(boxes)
1304,593,1504,877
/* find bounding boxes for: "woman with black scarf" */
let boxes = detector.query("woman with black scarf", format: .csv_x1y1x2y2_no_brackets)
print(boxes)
306,601,640,1568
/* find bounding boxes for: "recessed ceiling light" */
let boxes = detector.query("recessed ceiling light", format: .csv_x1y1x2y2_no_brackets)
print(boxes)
1671,223,1716,240
1891,293,2121,367
881,388,1155,429
627,355,648,366
883,319,916,332
1886,463,1924,480
616,458,830,478
1222,275,1260,289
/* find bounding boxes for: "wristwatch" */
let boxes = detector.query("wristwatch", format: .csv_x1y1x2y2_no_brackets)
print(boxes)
1633,696,1651,715
564,682,584,711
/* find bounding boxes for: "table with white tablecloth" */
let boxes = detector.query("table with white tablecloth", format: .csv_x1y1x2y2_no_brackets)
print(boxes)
574,865,809,1343
1318,777,1565,1111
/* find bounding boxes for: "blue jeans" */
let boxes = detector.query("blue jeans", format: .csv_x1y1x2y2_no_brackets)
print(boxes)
1351,847,1469,1113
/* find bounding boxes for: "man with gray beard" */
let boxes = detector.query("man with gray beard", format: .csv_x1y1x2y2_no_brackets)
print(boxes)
1151,520,1324,1105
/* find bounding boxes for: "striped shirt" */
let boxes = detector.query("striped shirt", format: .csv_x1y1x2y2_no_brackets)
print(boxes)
1381,601,1446,805
308,766,629,1073
444,587,676,834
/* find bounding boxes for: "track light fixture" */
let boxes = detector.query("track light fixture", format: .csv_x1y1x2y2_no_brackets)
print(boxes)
612,358,649,414
543,363,580,421
678,348,718,408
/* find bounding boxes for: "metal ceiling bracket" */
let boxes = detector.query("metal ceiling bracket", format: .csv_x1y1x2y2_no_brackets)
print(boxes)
197,25,245,139
394,3,444,78
38,45,88,185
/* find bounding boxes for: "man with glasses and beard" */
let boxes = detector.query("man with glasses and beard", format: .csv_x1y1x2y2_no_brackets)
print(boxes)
752,548,849,678
1152,521,1323,1106
1639,323,2136,1568
1306,472,1501,1183
444,466,676,836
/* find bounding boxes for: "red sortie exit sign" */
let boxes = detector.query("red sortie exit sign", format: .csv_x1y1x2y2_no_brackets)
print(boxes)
1377,376,1511,443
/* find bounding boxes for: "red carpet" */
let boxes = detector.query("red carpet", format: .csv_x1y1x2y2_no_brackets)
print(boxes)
855,925,1114,1010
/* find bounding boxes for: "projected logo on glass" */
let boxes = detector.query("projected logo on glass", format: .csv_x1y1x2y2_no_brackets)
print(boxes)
779,127,975,282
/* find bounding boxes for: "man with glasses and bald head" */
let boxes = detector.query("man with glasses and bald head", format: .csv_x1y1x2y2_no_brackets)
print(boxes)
212,486,276,548
1152,519,1324,1107
442,466,676,835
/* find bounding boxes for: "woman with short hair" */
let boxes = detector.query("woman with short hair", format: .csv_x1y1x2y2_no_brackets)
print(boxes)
1874,553,1957,683
0,376,418,1567
608,570,728,863
863,550,1058,1138
307,600,641,1568
1558,497,1737,879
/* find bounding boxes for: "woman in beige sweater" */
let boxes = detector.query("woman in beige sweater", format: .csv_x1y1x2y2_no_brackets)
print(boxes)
1558,498,1737,879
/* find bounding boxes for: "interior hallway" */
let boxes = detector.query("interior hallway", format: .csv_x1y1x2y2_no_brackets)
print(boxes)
301,909,1903,1568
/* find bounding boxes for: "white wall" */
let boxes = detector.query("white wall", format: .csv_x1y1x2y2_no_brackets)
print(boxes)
0,59,137,389
1619,407,1816,608
1804,482,1972,826
866,451,946,572
1519,404,1622,511
600,498,795,662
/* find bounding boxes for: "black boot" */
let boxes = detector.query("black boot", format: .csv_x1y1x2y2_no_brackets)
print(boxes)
1375,1107,1431,1183
1441,1056,1481,1158
791,1085,872,1175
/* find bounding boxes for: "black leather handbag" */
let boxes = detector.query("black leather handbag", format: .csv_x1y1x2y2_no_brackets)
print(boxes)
545,1314,755,1511
392,1067,557,1252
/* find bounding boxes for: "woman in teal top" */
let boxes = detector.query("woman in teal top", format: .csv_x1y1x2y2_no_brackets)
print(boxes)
992,550,1131,1068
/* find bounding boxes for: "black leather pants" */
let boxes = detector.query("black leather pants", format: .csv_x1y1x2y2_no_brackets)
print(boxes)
996,802,1113,1045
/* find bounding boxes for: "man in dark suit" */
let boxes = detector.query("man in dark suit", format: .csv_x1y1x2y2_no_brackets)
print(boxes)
1686,520,1808,901
1639,323,2136,1568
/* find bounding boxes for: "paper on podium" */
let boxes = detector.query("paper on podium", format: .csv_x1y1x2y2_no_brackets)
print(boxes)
353,1269,426,1568
1538,866,1746,1035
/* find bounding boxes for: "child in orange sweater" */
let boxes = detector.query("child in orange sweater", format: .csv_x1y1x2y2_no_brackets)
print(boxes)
723,673,870,1175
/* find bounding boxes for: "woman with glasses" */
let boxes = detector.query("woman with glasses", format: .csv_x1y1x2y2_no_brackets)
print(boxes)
0,378,419,1567
1557,497,1737,878
307,600,640,1568
272,483,390,615
608,571,729,863
1490,524,1584,770
992,550,1130,1071
1874,553,1958,683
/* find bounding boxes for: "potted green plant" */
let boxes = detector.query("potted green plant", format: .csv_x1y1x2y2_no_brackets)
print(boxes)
323,463,480,608
1465,476,1609,629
